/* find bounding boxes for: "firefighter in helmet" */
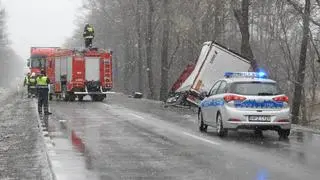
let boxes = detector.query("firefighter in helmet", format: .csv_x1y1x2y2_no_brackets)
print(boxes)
28,72,37,97
83,23,95,48
36,69,52,115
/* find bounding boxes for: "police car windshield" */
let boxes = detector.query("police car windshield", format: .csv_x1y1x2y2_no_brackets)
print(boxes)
229,82,282,96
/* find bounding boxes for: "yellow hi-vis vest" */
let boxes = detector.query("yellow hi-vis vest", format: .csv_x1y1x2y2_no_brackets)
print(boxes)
36,76,48,87
29,77,36,83
87,26,93,32
25,76,29,85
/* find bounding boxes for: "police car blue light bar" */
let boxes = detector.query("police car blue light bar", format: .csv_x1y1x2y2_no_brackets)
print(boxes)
224,72,268,78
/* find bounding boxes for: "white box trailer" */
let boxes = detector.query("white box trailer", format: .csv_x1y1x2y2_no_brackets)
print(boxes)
172,41,251,106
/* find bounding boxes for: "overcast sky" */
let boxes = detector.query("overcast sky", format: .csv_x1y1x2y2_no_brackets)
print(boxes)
2,0,83,60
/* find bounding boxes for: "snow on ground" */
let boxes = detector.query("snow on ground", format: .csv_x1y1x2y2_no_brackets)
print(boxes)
0,89,54,179
0,87,8,95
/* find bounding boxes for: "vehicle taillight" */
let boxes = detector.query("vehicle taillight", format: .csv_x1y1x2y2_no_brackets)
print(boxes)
224,95,246,102
273,95,289,103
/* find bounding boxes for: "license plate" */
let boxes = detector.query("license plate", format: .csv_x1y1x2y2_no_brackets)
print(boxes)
249,115,271,122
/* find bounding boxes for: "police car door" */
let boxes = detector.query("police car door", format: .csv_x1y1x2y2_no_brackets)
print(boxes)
202,81,221,124
212,81,228,126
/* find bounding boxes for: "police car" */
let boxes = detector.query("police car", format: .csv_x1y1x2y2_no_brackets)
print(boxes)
198,72,291,138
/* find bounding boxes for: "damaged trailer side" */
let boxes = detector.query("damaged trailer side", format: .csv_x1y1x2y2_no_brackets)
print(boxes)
166,41,251,107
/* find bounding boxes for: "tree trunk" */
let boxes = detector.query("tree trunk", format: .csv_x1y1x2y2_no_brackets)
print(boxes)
123,29,130,93
291,0,310,124
201,1,212,42
160,0,170,101
145,0,155,98
136,0,143,93
308,48,317,122
233,0,257,70
213,0,223,42
301,88,307,125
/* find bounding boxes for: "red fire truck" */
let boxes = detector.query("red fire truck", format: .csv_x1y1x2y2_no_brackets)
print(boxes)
27,47,60,75
47,48,113,101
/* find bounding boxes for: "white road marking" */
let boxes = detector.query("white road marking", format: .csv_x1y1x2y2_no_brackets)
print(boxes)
104,104,221,146
59,119,67,123
130,113,145,120
183,132,220,146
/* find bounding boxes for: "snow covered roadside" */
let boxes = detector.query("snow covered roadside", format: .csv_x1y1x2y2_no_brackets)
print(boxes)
0,88,54,179
0,87,9,99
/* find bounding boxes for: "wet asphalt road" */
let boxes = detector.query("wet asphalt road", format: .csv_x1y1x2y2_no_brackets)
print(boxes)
47,93,320,180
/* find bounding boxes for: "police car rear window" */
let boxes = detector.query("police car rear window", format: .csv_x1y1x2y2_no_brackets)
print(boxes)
229,82,282,96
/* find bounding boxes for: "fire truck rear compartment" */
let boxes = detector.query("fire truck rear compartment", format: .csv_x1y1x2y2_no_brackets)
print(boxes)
50,49,112,102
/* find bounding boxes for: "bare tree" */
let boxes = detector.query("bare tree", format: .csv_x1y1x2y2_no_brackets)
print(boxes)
233,0,257,70
145,0,156,98
159,0,170,101
289,0,311,124
213,0,224,42
0,4,23,86
136,0,143,93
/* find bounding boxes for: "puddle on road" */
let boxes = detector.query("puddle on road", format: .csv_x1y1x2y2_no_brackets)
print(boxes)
45,117,99,180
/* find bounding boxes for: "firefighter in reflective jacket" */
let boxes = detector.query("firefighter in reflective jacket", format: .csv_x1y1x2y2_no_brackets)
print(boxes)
28,72,37,97
83,23,95,48
24,72,30,86
36,70,52,115
24,72,31,96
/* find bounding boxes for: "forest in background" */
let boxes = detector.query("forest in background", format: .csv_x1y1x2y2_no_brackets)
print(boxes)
64,0,320,125
0,2,25,87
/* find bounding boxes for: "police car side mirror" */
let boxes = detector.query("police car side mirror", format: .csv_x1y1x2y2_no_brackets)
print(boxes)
200,91,208,100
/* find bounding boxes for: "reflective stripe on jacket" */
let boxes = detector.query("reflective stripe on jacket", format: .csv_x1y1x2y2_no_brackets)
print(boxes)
24,76,29,85
36,76,49,88
87,27,93,32
29,77,36,85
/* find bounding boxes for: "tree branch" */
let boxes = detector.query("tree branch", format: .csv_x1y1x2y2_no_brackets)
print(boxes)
316,0,320,7
286,0,320,27
168,35,181,69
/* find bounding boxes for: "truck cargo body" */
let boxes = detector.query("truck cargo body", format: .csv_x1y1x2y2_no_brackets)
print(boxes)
168,41,251,106
170,64,195,92
49,49,113,101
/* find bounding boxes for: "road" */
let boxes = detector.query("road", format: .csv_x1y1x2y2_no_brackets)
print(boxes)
45,93,320,180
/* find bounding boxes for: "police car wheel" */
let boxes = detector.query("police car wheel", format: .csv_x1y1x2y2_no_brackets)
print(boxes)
198,110,207,132
254,129,263,137
216,113,227,137
278,129,290,139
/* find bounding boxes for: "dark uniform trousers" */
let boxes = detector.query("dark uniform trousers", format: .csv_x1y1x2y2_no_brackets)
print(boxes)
85,38,93,48
38,86,49,113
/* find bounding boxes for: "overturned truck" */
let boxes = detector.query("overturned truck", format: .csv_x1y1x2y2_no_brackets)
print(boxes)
166,41,251,107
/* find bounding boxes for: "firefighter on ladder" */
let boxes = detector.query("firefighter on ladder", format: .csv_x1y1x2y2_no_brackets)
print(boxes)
83,23,95,48
36,69,52,115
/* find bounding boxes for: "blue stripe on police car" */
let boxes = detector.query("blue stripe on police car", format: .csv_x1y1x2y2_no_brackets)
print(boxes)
201,99,224,108
234,100,284,108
